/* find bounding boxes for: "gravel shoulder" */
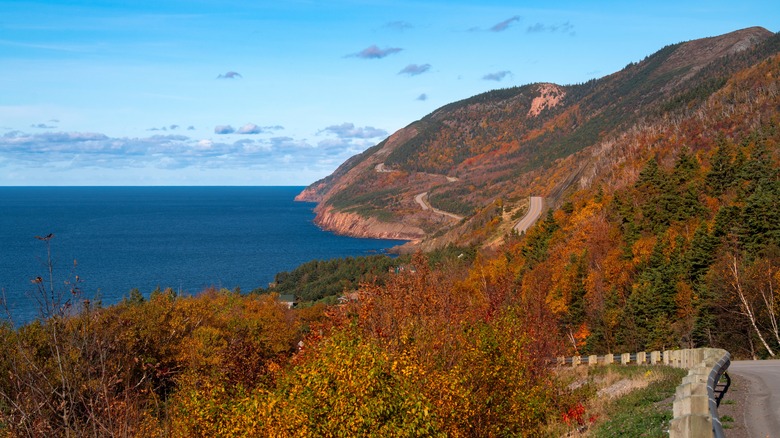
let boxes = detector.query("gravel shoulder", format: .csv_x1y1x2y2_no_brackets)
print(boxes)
725,360,780,438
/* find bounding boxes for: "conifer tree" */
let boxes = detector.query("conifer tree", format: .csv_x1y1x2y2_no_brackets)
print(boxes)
706,137,735,196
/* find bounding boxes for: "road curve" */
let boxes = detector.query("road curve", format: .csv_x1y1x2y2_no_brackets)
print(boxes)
729,360,780,437
414,192,463,221
414,192,430,211
514,196,544,234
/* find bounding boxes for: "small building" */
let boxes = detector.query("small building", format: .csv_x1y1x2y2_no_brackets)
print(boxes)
278,294,296,308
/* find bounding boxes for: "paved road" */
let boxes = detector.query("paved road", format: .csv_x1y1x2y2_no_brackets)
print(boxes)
414,192,463,221
729,360,780,438
514,196,544,234
414,192,431,211
375,163,392,173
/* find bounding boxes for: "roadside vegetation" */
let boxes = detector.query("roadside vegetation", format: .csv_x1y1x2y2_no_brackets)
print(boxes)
588,366,687,437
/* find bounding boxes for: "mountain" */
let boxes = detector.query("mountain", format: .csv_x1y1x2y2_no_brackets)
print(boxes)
297,27,778,250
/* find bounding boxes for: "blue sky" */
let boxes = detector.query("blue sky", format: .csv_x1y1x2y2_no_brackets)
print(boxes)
1,1,777,186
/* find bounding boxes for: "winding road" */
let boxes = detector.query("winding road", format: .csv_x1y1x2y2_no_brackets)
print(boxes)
414,192,463,221
514,196,544,234
728,360,780,437
373,163,542,231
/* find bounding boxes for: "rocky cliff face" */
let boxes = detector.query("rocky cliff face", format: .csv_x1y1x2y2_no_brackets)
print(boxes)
313,206,424,241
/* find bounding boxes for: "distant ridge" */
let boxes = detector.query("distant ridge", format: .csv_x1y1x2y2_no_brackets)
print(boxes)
298,27,778,250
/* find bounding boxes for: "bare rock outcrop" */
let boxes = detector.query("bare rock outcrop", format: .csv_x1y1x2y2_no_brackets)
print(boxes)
313,206,424,241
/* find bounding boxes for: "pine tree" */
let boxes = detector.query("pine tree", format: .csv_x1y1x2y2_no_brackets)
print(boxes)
687,221,719,284
706,137,736,196
742,181,780,255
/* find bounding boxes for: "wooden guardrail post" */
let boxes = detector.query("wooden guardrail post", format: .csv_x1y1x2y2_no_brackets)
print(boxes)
621,353,631,365
637,351,647,365
603,353,614,364
588,355,598,366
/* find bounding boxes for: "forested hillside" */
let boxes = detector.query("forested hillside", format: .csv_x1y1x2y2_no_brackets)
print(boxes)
298,27,777,250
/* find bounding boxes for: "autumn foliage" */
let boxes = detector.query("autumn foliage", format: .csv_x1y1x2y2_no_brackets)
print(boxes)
2,32,780,437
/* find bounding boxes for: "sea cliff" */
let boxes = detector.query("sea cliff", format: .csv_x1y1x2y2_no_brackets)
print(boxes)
312,206,424,241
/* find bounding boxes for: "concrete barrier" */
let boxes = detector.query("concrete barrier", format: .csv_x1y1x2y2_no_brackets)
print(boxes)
668,348,730,438
556,347,730,437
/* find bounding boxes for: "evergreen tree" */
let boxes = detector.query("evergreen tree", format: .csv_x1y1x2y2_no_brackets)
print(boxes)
687,221,719,284
521,210,558,267
742,181,780,255
706,137,735,196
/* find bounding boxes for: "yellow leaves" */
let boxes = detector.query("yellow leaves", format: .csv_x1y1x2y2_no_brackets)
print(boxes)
675,281,696,319
264,328,443,437
632,235,656,265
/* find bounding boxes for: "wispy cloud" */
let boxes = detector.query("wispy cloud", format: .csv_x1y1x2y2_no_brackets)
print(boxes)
30,123,56,129
214,125,235,134
0,38,94,53
320,123,387,139
527,21,575,35
217,71,242,79
147,124,182,132
214,123,283,135
416,93,428,101
482,71,512,81
399,63,431,76
384,21,413,31
347,44,403,59
491,16,521,32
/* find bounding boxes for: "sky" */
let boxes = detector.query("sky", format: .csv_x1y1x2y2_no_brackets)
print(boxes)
1,1,778,186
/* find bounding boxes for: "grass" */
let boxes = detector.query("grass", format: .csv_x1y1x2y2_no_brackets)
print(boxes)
587,365,687,437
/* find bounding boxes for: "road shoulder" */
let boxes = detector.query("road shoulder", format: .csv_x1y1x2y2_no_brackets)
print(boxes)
716,371,749,438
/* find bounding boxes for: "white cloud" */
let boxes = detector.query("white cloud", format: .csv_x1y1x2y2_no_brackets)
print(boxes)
237,123,263,134
0,128,377,185
399,63,431,76
320,122,387,139
214,125,235,134
482,70,512,81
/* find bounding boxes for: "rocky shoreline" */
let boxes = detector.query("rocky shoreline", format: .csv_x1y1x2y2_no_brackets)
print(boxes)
311,205,424,242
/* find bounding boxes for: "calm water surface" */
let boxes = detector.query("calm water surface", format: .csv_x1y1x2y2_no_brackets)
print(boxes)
0,187,403,324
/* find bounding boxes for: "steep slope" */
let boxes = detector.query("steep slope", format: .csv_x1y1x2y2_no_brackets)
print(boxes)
299,27,777,248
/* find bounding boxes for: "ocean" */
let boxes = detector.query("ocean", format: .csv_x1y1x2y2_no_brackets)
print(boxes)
0,187,403,325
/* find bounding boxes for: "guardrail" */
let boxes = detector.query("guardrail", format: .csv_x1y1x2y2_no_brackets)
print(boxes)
556,348,730,438
668,348,730,438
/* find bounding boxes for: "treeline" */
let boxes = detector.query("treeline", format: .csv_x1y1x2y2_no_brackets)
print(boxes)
253,254,403,302
254,246,480,305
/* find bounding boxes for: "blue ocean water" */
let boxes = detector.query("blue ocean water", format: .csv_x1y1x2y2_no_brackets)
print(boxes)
0,187,403,325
